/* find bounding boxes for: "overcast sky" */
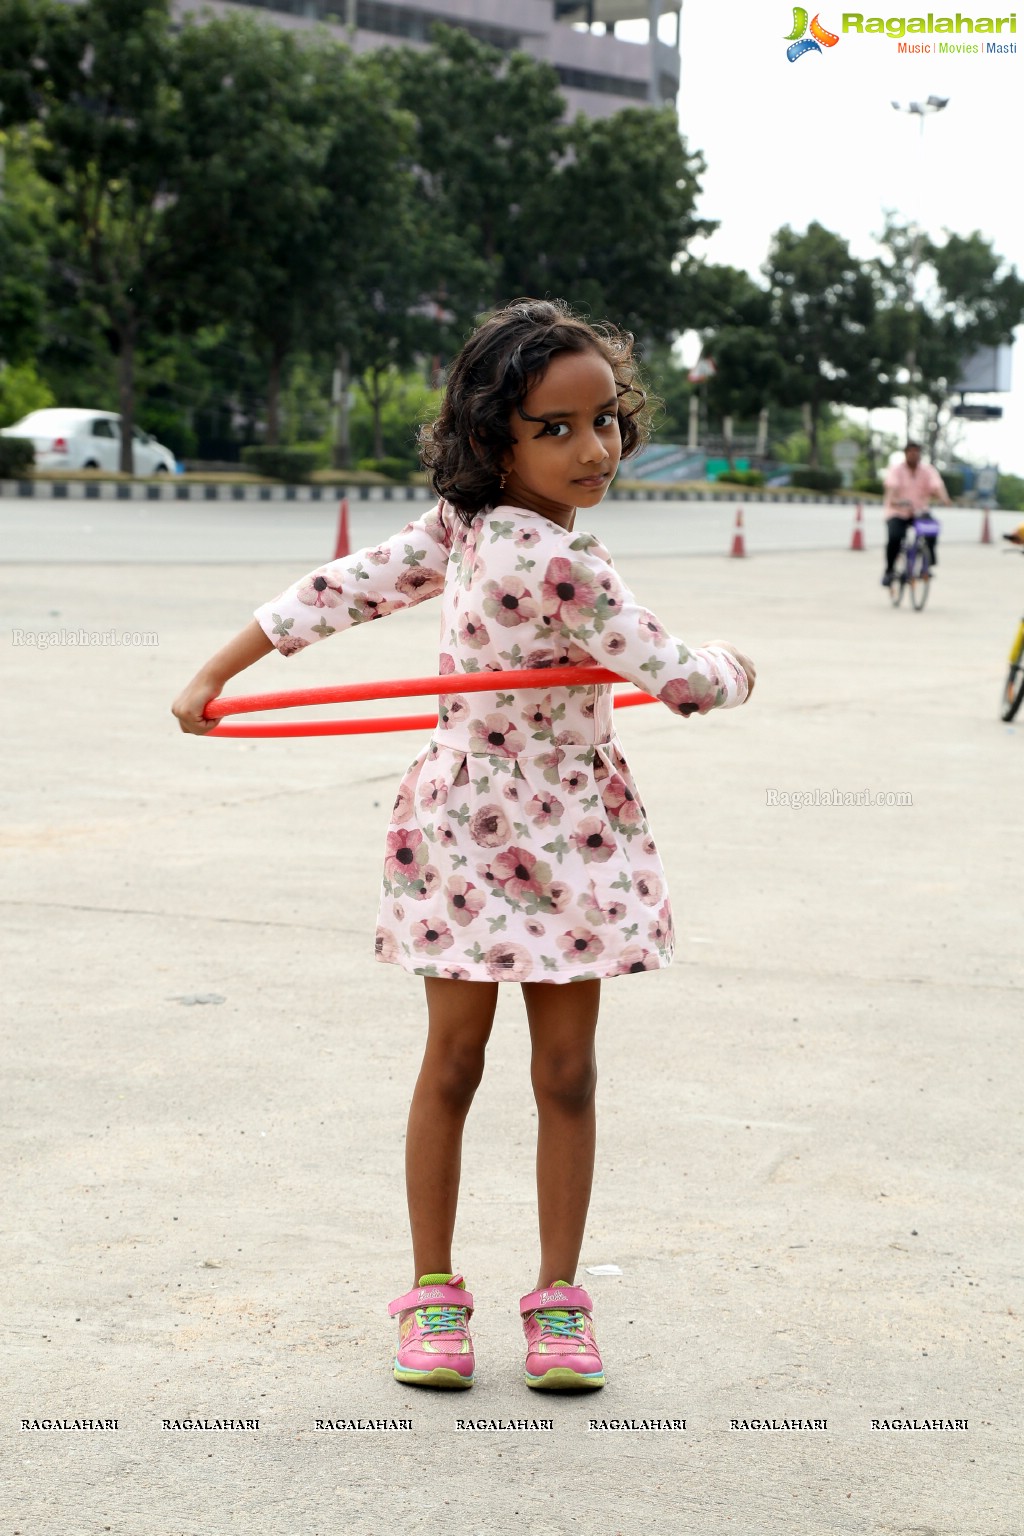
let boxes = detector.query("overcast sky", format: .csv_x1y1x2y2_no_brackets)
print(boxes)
618,2,1024,473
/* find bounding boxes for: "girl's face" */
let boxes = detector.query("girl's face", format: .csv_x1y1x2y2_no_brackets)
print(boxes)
500,348,622,528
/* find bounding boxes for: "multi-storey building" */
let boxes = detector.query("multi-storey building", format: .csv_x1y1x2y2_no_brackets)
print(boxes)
174,0,682,119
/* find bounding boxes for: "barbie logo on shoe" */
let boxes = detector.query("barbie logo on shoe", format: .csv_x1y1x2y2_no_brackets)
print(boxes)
520,1280,605,1391
387,1273,475,1389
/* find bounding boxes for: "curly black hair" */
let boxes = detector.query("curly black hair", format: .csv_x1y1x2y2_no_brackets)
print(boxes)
420,297,653,524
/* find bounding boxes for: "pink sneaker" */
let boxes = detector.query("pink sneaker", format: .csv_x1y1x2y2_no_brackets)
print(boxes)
520,1280,605,1390
387,1273,475,1388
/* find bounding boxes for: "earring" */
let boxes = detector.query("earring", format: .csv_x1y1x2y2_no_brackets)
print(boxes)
499,470,508,490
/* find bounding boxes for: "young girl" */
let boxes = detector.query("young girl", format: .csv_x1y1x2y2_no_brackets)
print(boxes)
172,298,755,1393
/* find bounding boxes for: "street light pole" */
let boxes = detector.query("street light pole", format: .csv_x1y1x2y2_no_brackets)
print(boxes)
890,96,949,440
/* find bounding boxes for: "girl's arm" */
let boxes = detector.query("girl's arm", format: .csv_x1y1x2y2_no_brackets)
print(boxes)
252,500,453,658
172,501,455,735
548,533,754,714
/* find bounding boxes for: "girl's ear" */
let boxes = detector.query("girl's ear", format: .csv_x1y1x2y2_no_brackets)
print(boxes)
470,433,509,480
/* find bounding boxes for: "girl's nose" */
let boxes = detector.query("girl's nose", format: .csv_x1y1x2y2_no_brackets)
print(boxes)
579,429,609,465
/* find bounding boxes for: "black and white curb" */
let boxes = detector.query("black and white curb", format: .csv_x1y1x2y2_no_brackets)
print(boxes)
1,479,865,506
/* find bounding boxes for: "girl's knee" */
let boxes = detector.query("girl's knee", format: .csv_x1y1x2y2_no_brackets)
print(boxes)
531,1052,597,1108
426,1042,488,1108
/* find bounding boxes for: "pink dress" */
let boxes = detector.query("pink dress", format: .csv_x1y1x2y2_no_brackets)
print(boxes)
253,500,748,984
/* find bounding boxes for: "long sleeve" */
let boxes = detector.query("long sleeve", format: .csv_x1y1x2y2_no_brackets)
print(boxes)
541,529,749,716
253,500,454,657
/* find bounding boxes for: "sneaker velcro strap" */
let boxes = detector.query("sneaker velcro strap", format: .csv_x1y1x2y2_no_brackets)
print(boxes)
388,1283,474,1317
520,1285,592,1314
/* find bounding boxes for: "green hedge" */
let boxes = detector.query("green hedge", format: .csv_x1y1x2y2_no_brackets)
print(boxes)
853,476,884,496
0,436,35,477
789,467,842,492
240,446,321,483
940,470,964,499
716,468,765,487
356,455,417,482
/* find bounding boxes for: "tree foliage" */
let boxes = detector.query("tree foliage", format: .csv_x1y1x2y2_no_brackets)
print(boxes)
874,216,1024,455
0,0,188,469
542,108,715,343
381,25,566,309
0,127,51,366
3,0,1021,478
764,222,894,465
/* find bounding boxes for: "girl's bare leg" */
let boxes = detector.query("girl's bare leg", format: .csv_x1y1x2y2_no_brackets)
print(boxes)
522,978,601,1289
404,978,499,1285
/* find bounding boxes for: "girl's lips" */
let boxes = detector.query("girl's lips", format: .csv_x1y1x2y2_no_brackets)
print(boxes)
574,472,609,487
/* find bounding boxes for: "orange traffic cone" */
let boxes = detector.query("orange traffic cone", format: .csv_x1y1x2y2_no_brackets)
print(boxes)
850,501,865,552
730,507,746,558
980,508,992,545
333,495,350,560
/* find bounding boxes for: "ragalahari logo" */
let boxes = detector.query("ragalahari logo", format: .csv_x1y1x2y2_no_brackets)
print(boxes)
785,8,840,59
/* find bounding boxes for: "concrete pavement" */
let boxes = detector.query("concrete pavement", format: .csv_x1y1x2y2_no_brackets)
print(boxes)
1,517,1021,1534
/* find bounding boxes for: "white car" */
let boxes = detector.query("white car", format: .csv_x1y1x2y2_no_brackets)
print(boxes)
0,408,176,474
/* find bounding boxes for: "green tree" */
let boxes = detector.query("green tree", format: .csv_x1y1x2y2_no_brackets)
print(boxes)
383,26,565,314
542,108,715,342
690,265,781,464
168,14,345,446
764,222,890,467
996,473,1024,513
920,230,1023,458
0,127,52,370
0,0,189,472
639,343,692,442
311,49,466,465
170,24,450,457
0,359,54,424
874,218,1024,456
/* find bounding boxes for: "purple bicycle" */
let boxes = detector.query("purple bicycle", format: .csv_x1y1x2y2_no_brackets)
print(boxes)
887,508,941,611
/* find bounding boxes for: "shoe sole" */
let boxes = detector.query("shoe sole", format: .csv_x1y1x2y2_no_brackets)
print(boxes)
393,1364,474,1389
525,1367,605,1390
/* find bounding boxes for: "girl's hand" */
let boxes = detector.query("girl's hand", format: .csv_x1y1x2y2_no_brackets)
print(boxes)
171,672,223,735
707,641,756,701
172,622,274,734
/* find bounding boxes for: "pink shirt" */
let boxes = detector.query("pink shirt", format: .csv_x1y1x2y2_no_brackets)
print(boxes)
884,460,947,517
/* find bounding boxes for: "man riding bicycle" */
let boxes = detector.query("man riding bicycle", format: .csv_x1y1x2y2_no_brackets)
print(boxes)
882,441,951,586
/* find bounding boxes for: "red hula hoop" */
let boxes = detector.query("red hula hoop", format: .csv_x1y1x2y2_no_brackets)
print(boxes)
203,665,656,738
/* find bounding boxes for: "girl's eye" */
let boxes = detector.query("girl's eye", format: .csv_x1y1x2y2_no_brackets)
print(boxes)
541,415,615,437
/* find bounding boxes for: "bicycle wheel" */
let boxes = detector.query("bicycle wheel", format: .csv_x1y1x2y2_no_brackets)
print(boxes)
1002,621,1024,722
909,543,931,610
888,559,905,606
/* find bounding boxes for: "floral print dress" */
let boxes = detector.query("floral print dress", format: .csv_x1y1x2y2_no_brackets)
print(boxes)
253,500,748,984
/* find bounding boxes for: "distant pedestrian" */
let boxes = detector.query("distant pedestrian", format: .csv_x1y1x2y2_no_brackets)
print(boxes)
171,297,755,1394
882,441,951,584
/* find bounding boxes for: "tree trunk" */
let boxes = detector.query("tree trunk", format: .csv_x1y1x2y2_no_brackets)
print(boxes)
266,350,283,446
807,399,820,468
117,315,138,475
332,344,352,470
756,406,768,458
722,414,734,469
372,366,385,459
